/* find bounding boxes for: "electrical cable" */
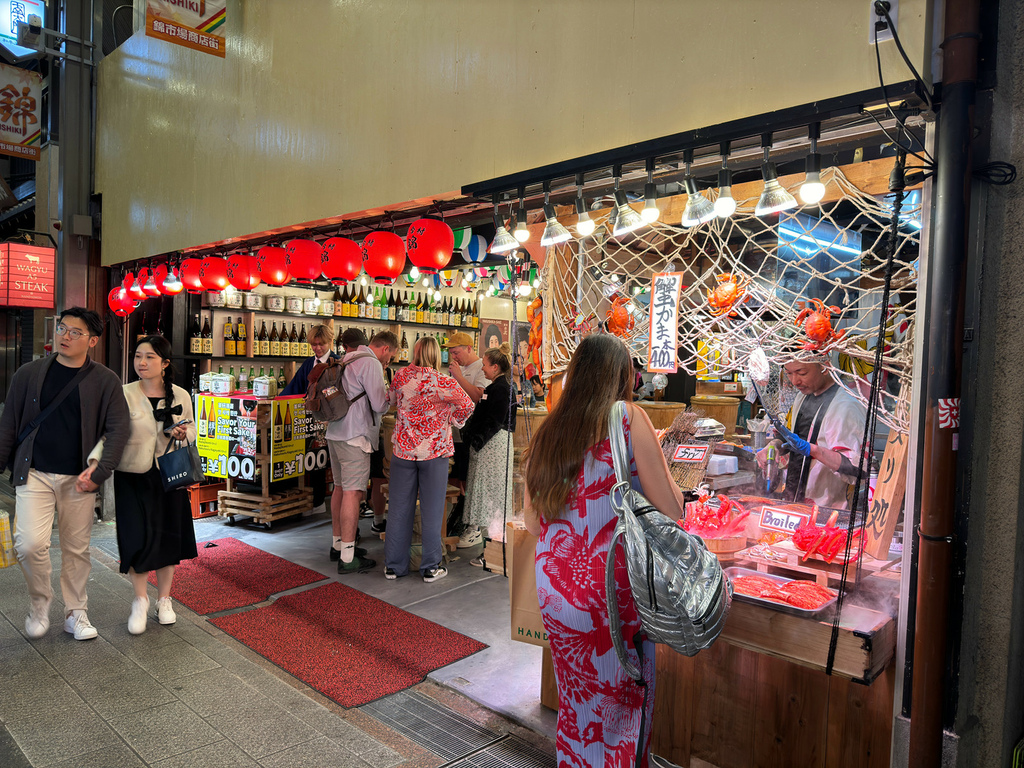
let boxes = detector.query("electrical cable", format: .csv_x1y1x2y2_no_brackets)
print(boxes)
973,161,1017,186
873,1,934,111
860,107,933,167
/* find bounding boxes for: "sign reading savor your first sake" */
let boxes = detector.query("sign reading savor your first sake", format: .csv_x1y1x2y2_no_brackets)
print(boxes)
145,0,226,58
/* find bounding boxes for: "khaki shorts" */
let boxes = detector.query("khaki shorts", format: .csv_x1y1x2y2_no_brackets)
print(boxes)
328,439,371,492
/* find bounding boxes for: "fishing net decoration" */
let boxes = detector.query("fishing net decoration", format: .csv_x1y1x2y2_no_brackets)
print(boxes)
539,165,920,434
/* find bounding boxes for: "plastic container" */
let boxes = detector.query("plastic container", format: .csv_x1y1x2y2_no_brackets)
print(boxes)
690,395,740,436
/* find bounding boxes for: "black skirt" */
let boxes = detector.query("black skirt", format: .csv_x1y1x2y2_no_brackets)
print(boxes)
115,466,199,574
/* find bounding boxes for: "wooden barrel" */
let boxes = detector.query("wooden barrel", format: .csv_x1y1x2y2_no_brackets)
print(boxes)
635,401,686,430
689,395,740,436
514,407,549,449
381,414,396,463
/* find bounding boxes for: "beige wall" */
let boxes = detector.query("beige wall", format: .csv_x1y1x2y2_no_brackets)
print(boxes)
96,0,933,266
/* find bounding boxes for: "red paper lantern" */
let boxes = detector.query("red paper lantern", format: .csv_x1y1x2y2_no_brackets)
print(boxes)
199,257,230,291
140,268,162,297
321,237,362,285
284,239,322,283
152,264,169,293
179,258,205,293
256,246,290,286
405,217,454,274
360,231,406,284
108,287,135,317
226,253,262,291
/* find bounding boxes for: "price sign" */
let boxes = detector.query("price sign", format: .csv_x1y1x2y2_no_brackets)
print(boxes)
672,444,710,463
647,272,683,373
759,506,811,534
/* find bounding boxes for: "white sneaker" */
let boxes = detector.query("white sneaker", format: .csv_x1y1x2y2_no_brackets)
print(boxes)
457,529,482,548
304,503,326,518
63,610,98,641
25,598,50,639
128,597,149,635
154,597,176,625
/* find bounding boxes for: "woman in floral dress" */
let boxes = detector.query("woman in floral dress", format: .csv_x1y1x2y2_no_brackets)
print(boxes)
385,336,474,582
523,334,687,768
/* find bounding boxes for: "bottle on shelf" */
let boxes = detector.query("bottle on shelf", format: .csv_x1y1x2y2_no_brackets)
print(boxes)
405,291,414,323
238,365,249,391
258,320,270,356
277,366,287,391
333,287,344,317
353,285,363,318
224,316,237,357
471,297,480,328
440,335,449,365
335,324,344,355
366,286,376,319
298,323,309,357
375,287,384,321
201,314,213,355
248,366,256,390
387,289,397,321
289,322,300,357
380,287,389,322
189,314,203,354
349,285,359,317
236,317,247,357
400,331,409,362
416,293,426,324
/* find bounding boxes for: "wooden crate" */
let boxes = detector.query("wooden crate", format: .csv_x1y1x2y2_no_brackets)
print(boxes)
217,486,313,528
481,536,509,576
188,481,226,519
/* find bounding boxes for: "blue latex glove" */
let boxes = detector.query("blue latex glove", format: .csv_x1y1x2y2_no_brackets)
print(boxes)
774,421,812,457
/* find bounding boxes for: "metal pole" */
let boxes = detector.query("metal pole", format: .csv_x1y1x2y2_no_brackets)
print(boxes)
908,0,979,762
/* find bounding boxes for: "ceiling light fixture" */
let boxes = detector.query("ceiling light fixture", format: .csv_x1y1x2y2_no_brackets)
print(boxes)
513,186,530,242
489,194,518,254
573,173,596,237
539,181,572,246
755,132,798,216
714,141,736,218
611,165,643,237
680,149,715,227
799,122,826,205
409,265,420,280
640,157,660,224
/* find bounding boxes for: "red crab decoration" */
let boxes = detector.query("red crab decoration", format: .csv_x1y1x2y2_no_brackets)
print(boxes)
606,295,635,338
706,272,749,317
796,298,846,350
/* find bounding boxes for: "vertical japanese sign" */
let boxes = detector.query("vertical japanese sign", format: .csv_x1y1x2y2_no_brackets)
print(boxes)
145,0,226,58
647,272,682,373
0,61,41,160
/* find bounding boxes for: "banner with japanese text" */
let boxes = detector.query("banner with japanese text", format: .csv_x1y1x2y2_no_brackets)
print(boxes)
647,272,683,373
0,62,41,160
145,0,226,58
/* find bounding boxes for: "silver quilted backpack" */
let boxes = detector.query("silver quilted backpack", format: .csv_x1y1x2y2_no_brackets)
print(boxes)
604,401,732,680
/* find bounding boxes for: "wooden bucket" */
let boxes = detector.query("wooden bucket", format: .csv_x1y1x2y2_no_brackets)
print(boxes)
514,408,549,449
689,395,740,436
636,401,686,430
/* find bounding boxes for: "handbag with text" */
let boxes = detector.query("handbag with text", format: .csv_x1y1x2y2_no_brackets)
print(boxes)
157,440,204,492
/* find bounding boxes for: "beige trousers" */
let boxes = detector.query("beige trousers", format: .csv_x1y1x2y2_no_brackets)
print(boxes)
14,470,96,611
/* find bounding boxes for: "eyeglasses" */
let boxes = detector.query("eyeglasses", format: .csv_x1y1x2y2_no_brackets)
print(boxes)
55,324,89,340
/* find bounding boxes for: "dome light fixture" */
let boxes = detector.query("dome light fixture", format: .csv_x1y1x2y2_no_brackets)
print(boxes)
714,141,737,218
755,132,798,216
799,122,826,205
611,165,643,237
539,181,572,247
640,157,660,224
513,187,530,242
488,194,519,254
680,149,715,227
573,173,596,237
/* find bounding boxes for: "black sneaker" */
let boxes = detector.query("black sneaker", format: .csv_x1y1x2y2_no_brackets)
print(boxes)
338,555,376,574
359,501,374,519
383,567,400,580
370,520,387,534
330,546,367,561
422,565,448,583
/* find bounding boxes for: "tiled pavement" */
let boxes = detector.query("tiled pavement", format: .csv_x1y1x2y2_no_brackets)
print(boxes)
0,511,555,767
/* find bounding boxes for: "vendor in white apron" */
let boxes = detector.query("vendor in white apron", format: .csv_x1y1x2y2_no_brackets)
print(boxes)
757,360,867,510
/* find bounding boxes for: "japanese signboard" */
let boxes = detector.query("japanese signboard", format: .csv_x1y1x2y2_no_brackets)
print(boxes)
269,396,327,482
0,243,54,307
672,444,710,463
145,0,226,58
0,61,41,160
863,429,909,559
647,272,682,373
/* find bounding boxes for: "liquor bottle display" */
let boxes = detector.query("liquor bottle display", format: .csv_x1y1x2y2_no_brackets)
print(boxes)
236,317,247,357
201,315,213,355
289,323,300,357
258,320,270,356
298,323,309,357
270,322,281,357
189,314,202,354
224,316,237,356
400,332,409,362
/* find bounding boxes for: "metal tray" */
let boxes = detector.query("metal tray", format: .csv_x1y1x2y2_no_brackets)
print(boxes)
725,566,837,619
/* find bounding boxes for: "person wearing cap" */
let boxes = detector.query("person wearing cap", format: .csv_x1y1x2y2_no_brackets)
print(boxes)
445,331,490,548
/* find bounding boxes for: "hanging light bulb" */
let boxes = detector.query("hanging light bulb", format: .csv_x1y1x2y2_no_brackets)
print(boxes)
410,265,420,280
488,194,518,254
518,283,532,297
799,123,826,205
422,277,430,287
714,141,737,218
755,133,798,216
539,181,572,246
611,165,643,237
360,273,368,286
161,265,184,295
680,149,715,227
513,187,530,242
573,173,596,237
640,157,660,223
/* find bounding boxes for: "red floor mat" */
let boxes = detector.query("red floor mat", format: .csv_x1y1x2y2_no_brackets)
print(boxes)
149,537,327,614
210,582,488,708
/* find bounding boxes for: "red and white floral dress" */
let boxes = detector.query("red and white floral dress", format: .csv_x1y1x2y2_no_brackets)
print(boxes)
388,366,474,461
535,412,654,768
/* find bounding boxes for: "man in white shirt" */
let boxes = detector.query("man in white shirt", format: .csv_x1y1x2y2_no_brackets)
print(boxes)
326,330,397,573
445,332,491,548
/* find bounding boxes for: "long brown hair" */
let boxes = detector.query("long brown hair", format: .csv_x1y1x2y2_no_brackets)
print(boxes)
483,342,512,381
524,333,633,521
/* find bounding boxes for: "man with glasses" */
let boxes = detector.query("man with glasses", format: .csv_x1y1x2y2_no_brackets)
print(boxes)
0,307,130,641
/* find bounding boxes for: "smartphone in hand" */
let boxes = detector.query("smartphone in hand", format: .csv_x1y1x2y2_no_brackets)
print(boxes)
163,419,193,435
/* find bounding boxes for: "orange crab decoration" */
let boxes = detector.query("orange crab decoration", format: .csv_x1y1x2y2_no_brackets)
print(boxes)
706,273,749,317
796,298,846,350
606,295,635,338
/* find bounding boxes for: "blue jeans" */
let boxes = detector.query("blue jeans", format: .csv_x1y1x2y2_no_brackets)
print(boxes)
385,455,449,576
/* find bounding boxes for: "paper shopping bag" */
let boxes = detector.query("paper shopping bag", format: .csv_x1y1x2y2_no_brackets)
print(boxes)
507,521,548,648
0,510,15,569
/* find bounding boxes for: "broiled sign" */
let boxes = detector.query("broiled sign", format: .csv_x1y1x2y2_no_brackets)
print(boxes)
759,506,811,534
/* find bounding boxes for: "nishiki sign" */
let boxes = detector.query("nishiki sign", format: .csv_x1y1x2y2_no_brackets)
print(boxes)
145,0,226,58
0,243,55,308
0,61,41,161
647,272,683,373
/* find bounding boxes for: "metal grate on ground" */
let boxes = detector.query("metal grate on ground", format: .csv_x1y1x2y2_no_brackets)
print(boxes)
442,733,556,768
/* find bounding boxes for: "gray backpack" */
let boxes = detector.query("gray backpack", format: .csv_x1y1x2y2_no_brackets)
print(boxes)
304,352,377,423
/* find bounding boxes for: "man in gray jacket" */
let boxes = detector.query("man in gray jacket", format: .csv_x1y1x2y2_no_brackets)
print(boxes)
0,307,130,641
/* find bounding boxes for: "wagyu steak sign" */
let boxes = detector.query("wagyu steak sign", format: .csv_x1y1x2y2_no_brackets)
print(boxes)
0,244,55,307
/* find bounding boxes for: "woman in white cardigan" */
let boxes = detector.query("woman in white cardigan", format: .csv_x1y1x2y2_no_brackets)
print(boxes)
116,335,198,634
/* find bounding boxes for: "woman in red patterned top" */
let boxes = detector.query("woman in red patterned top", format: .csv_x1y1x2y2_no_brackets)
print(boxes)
385,336,474,582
